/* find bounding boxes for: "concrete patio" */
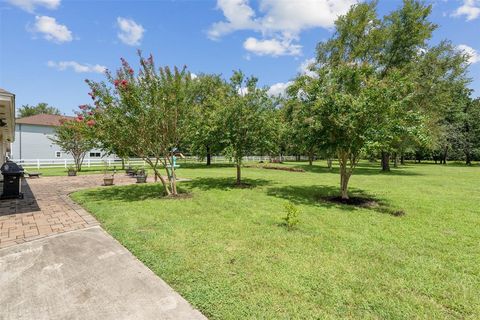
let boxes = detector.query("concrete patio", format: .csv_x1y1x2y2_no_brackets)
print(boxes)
0,175,206,320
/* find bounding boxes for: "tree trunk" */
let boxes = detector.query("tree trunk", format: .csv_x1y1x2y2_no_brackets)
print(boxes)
381,151,390,172
151,164,170,196
74,155,82,172
393,153,398,168
400,154,405,165
327,158,333,170
442,146,448,165
236,164,241,185
206,146,211,166
308,152,313,166
339,160,351,200
340,171,351,200
121,158,125,170
466,151,472,166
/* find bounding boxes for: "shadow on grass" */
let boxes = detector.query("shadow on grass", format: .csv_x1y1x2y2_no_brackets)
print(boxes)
267,184,404,216
175,163,234,170
184,176,272,191
77,183,180,202
293,162,422,176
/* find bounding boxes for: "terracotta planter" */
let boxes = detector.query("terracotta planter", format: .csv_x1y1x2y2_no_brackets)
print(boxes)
103,177,114,186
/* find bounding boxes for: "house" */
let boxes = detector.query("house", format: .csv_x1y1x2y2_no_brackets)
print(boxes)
11,114,113,160
0,89,16,164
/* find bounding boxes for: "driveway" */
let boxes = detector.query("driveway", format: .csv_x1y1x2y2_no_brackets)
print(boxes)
0,175,206,319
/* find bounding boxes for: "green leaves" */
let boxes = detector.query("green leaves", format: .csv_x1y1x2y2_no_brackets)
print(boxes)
85,53,192,195
17,102,61,118
221,70,278,182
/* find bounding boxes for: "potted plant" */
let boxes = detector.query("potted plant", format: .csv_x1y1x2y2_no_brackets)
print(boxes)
103,164,116,186
125,165,134,176
136,168,147,183
67,165,77,176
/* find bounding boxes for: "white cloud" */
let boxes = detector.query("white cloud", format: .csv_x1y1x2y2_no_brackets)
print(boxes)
457,44,480,64
209,0,357,56
47,61,106,73
258,0,356,34
237,87,249,96
116,17,145,46
32,15,72,43
298,57,318,77
267,81,292,97
452,0,480,21
208,0,259,39
7,0,60,13
243,37,301,56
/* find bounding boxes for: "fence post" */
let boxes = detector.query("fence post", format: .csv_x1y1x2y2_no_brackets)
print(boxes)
37,159,40,169
108,159,111,167
88,159,91,167
64,159,67,168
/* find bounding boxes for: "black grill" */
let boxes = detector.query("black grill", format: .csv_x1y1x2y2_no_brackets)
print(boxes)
1,161,24,199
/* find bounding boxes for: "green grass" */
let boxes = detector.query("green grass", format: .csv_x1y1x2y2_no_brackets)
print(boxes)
71,161,480,319
28,166,106,176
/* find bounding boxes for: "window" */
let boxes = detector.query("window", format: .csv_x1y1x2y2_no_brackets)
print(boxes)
55,151,61,158
89,152,101,158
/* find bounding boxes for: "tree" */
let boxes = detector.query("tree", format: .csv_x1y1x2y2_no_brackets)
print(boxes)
413,42,471,164
50,119,95,172
285,77,322,166
187,74,228,165
374,0,436,171
289,2,431,199
464,97,480,165
221,70,277,185
18,103,61,118
85,54,192,196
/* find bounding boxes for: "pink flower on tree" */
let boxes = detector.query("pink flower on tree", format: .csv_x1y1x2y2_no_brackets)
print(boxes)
128,68,134,75
86,119,95,127
79,105,88,110
76,115,84,122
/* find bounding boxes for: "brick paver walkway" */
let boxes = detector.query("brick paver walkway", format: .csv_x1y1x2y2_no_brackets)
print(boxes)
0,174,152,249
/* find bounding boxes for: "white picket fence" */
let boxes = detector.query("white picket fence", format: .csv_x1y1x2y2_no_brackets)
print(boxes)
11,155,304,169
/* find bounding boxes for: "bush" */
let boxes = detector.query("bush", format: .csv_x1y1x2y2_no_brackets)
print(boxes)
282,202,300,230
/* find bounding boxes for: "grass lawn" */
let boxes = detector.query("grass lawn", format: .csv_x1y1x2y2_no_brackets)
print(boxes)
28,166,106,176
71,161,480,319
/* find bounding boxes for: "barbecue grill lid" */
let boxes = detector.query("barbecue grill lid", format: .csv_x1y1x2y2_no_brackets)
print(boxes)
1,161,24,173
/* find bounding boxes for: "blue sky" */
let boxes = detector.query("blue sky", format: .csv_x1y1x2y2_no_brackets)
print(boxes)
1,0,479,115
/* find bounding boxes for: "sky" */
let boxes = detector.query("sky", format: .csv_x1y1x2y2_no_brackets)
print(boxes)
0,0,479,116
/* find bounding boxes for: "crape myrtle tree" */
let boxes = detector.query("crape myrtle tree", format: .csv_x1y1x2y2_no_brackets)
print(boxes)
187,74,228,165
84,53,192,196
289,1,427,200
375,0,436,171
50,117,96,172
222,70,277,185
284,77,322,166
76,103,131,169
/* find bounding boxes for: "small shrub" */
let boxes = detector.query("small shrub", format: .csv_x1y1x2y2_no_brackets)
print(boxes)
282,202,300,230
